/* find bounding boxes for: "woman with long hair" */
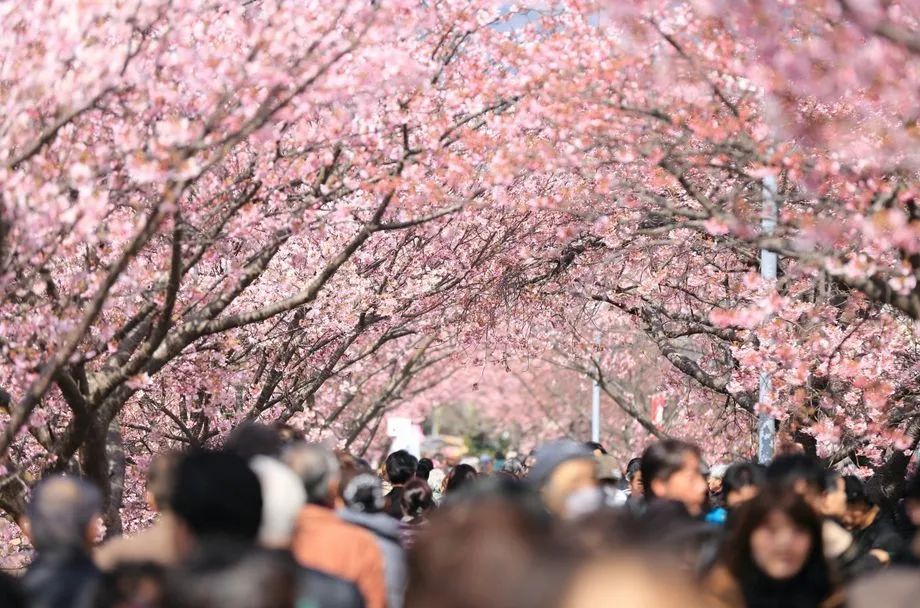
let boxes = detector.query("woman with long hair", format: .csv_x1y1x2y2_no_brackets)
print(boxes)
704,485,840,608
443,463,478,495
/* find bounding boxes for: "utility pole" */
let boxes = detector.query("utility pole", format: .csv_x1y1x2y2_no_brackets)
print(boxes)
758,175,778,464
591,329,601,444
591,377,601,443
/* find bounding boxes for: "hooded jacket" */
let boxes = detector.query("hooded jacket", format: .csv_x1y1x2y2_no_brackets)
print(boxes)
24,547,101,608
339,509,408,608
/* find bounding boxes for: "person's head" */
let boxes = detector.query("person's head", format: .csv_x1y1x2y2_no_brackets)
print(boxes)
523,450,537,471
528,440,599,517
93,562,165,608
24,475,102,553
428,468,447,492
444,463,478,494
905,471,920,559
723,485,831,600
145,452,179,513
584,441,607,457
625,457,643,496
905,471,920,529
385,450,419,486
722,462,766,509
416,458,434,482
500,457,526,480
223,423,283,461
708,463,729,495
765,454,826,508
405,477,554,608
560,555,711,608
816,470,846,520
595,454,621,483
282,443,340,507
841,475,876,530
274,423,305,445
401,478,435,520
480,455,494,474
640,440,707,516
248,456,306,549
164,540,297,608
170,450,262,553
341,471,385,514
336,451,374,510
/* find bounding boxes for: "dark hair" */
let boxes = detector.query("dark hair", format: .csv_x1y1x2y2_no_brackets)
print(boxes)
722,462,766,496
147,452,180,510
821,469,841,493
765,454,825,496
844,475,872,506
722,485,833,607
92,562,165,608
625,457,642,481
416,458,434,482
164,540,296,608
223,423,283,461
386,450,419,486
500,457,526,479
445,464,478,494
0,572,25,608
405,477,558,608
906,471,920,500
640,440,701,500
170,450,262,542
401,478,435,520
274,423,305,445
584,441,607,455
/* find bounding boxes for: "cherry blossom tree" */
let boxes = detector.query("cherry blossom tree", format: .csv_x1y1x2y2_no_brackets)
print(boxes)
399,0,920,501
521,0,920,496
4,0,920,568
0,0,594,543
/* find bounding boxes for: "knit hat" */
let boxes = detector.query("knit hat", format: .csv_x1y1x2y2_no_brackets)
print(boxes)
596,454,622,481
527,440,594,486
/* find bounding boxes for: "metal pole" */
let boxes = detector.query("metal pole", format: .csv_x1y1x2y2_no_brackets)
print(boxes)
758,175,778,464
591,379,601,443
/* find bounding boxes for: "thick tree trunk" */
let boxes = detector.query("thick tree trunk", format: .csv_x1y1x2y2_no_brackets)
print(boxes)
105,421,126,537
79,418,120,534
867,415,920,509
0,479,28,523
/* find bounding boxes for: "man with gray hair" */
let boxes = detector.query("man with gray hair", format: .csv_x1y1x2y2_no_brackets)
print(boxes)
285,443,387,608
22,475,103,608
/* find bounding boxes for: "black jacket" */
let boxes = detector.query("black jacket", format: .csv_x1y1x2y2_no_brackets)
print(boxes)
835,511,909,580
852,511,909,561
23,548,101,608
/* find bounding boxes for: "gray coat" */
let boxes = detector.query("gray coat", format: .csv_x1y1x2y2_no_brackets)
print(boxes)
339,509,407,608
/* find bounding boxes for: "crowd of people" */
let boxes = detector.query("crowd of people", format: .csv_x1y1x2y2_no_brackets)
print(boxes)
1,424,919,608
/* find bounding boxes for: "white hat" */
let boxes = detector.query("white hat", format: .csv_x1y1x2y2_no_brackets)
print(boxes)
250,456,306,548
